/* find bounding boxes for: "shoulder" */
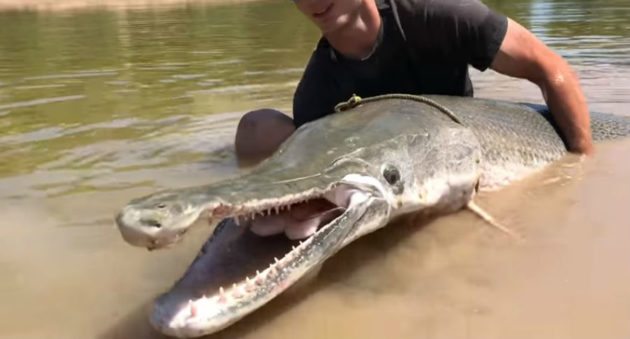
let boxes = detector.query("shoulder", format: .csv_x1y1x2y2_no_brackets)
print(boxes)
304,40,334,71
391,0,508,68
393,0,492,16
294,39,336,98
393,0,505,29
294,40,333,97
292,40,346,127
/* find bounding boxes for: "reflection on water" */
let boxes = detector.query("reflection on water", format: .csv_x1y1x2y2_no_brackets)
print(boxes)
0,0,629,338
0,0,316,197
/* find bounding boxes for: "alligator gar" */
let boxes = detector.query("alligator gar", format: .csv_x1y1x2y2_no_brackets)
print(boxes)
115,94,630,338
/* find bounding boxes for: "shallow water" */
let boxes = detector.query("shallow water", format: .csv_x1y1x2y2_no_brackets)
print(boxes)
0,0,629,338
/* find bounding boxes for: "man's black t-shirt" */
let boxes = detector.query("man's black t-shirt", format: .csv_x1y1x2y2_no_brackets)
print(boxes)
292,0,508,127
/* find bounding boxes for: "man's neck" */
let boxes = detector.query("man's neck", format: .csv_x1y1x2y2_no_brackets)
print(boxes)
324,0,381,60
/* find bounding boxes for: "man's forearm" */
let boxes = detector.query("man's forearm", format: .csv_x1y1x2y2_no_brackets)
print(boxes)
538,61,594,154
490,18,595,155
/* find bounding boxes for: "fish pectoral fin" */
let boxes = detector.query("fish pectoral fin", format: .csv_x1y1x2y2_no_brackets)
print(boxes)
466,200,523,240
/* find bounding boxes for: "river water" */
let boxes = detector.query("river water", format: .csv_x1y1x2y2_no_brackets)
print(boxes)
0,0,629,338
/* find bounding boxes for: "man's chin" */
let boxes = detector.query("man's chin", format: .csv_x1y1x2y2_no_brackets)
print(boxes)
316,16,351,34
317,22,340,34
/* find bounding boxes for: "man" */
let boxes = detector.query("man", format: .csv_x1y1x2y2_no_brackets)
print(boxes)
234,0,594,167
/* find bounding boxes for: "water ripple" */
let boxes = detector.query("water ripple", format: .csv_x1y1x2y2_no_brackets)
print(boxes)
22,72,118,81
0,95,85,111
0,0,629,198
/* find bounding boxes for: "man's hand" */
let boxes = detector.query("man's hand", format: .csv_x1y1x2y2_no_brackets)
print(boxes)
491,18,594,155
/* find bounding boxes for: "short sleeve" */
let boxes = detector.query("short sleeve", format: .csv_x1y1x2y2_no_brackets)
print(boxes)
397,0,508,71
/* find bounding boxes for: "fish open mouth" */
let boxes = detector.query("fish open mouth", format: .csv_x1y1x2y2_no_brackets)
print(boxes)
151,182,380,337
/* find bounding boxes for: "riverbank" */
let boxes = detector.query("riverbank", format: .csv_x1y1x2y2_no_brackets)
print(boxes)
0,0,262,11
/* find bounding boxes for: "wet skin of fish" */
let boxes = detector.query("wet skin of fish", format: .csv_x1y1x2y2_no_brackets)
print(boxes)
115,95,630,337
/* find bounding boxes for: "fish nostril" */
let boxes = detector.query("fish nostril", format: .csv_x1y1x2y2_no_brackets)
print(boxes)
142,218,162,228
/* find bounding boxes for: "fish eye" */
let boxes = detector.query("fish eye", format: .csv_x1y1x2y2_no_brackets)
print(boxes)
382,165,400,185
156,203,167,209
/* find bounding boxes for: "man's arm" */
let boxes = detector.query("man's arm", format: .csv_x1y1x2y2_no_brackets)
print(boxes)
491,18,594,155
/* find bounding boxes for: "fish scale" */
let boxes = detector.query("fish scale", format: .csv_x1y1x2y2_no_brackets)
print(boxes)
428,97,628,189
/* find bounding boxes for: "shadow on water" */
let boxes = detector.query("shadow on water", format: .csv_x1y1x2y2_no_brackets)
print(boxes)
99,302,170,339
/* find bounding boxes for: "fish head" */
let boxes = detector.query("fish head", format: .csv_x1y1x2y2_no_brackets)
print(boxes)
324,127,483,236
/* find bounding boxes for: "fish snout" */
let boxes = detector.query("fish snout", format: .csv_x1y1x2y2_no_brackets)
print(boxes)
115,207,181,250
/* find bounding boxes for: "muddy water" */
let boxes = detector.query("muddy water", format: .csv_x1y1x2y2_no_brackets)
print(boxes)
0,0,629,338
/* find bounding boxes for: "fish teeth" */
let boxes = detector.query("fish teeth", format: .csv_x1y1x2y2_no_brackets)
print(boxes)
245,278,256,292
188,300,197,317
218,287,227,303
